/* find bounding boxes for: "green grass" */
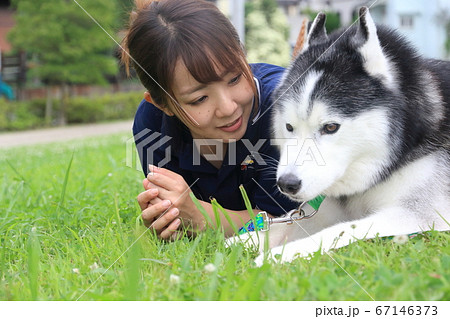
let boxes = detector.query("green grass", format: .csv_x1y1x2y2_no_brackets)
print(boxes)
0,133,449,300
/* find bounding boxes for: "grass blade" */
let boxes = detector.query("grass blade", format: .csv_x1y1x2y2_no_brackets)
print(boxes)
205,252,223,300
5,159,27,184
189,192,214,227
239,185,261,240
239,185,255,219
210,197,240,235
58,152,74,214
211,197,222,229
27,228,41,300
124,237,141,300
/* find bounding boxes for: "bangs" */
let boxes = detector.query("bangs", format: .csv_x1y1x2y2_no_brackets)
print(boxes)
175,28,250,84
158,5,257,126
182,45,243,84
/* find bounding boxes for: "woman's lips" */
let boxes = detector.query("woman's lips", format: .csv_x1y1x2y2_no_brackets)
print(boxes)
218,116,243,133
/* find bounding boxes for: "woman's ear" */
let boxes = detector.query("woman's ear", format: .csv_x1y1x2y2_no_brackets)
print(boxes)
144,91,174,116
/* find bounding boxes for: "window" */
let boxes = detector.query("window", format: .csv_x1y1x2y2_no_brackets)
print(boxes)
400,14,414,29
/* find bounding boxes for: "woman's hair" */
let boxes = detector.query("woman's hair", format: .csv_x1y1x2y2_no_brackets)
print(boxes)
122,0,257,125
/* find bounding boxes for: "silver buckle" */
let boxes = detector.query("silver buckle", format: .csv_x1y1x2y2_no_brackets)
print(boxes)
265,201,319,230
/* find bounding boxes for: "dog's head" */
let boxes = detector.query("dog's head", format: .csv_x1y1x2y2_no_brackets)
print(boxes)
273,7,403,201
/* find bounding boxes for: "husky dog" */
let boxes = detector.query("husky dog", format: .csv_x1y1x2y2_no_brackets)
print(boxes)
255,7,450,265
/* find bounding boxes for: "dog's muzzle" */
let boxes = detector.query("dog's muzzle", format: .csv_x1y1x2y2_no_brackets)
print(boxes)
277,173,302,195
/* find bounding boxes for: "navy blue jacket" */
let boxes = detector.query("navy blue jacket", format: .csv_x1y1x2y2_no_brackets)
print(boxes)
132,63,298,216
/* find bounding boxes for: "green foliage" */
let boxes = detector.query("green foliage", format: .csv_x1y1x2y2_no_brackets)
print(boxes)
9,0,119,85
0,99,43,130
245,0,291,66
116,0,136,28
304,8,341,33
65,91,143,124
0,134,449,300
259,0,278,24
0,91,143,131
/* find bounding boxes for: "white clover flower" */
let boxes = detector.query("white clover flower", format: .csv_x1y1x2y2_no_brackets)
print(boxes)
169,274,180,284
204,263,216,273
393,234,409,244
72,268,80,274
89,262,99,270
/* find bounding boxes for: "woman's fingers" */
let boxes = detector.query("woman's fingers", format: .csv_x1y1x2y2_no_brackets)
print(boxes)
148,207,179,231
145,180,170,204
141,199,172,226
147,173,190,201
142,178,151,190
149,164,181,179
137,187,159,211
159,218,182,241
147,172,175,191
144,207,182,241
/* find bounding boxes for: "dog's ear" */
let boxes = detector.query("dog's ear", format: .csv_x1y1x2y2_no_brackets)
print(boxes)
307,21,313,33
355,7,396,89
292,18,309,60
302,12,328,52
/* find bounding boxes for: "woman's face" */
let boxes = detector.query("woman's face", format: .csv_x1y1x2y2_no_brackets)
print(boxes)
170,59,254,143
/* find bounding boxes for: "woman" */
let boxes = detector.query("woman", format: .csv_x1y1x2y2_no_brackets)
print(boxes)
122,0,298,240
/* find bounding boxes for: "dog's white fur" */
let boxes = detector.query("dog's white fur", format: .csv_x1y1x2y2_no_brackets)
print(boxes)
253,154,449,266
227,8,450,266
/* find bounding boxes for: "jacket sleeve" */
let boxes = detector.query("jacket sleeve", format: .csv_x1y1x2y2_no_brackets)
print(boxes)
132,99,172,176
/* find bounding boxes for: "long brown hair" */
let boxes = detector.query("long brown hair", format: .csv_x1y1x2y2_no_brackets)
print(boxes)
122,0,257,126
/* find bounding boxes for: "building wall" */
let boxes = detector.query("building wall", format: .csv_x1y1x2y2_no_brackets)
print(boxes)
0,8,14,53
282,0,450,59
377,0,450,59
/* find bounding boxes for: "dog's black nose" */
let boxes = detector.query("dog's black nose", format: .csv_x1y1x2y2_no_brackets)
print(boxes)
277,174,302,195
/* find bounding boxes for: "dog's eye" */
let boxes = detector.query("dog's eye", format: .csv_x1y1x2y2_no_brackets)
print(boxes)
321,123,340,135
286,123,294,132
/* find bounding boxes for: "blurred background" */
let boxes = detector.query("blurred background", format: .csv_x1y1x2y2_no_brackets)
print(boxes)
0,0,449,132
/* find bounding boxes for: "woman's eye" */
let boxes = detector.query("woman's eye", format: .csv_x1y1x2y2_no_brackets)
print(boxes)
229,74,242,85
191,96,207,105
321,123,340,135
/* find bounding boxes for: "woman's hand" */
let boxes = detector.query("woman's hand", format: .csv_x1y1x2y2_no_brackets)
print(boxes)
146,165,206,233
137,165,253,239
137,179,183,241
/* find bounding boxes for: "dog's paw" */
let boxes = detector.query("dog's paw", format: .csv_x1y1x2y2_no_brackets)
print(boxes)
224,236,238,248
254,254,265,267
224,232,251,248
225,232,263,250
254,242,315,266
253,246,285,267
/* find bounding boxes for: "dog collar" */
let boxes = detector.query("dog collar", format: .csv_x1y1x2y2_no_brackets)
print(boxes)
307,195,325,211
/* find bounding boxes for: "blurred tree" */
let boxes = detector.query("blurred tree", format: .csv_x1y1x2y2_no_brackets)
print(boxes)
259,0,278,24
117,0,135,29
8,0,119,125
245,0,290,67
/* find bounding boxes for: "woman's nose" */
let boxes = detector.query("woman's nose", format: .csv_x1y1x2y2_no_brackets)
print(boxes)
215,92,238,118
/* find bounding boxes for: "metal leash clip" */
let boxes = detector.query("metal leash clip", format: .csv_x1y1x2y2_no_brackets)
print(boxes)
238,201,322,235
262,201,319,231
